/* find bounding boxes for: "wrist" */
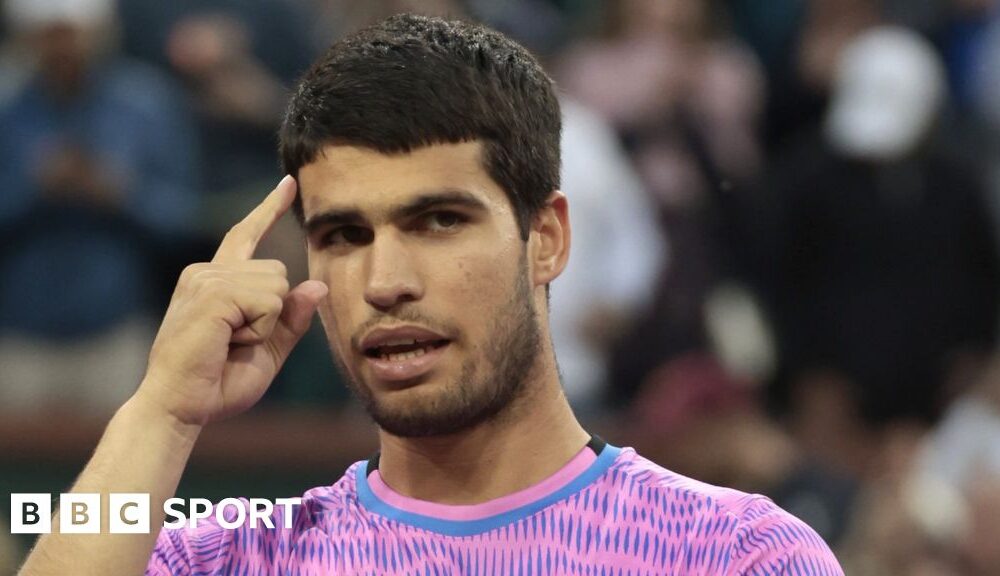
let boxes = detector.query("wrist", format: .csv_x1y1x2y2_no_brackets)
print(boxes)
124,388,204,446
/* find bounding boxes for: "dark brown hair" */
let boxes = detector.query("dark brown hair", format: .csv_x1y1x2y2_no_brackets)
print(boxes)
280,14,562,240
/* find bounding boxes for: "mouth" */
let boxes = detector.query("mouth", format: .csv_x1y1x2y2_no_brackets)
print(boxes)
359,327,453,383
363,338,451,362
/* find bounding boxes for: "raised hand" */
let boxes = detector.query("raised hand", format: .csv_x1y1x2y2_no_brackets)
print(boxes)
139,176,327,426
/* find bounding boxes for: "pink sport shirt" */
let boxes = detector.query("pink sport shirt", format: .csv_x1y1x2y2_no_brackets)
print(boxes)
147,442,844,575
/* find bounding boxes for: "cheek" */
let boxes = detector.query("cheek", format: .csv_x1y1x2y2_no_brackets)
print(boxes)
314,294,347,360
310,256,359,352
436,246,519,319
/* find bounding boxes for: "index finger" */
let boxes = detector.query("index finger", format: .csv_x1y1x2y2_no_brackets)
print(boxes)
213,175,297,263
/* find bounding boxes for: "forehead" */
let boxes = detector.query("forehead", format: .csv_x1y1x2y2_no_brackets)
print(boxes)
297,141,511,220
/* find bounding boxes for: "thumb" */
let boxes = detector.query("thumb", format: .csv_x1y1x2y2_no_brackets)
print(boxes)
269,280,328,361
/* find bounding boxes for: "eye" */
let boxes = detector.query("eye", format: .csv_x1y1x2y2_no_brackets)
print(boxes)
423,211,466,233
320,225,373,246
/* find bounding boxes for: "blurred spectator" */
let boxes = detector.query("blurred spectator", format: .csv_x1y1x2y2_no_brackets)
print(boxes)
466,0,571,55
549,98,666,412
627,353,770,488
315,0,573,55
971,5,1000,126
786,369,877,479
969,4,1000,253
960,475,1000,575
734,0,879,152
318,0,468,37
0,0,197,414
917,357,1000,490
796,0,879,93
840,402,1000,576
838,379,1000,575
556,0,769,404
936,0,997,106
117,0,315,230
838,422,968,575
558,0,764,181
767,27,1000,427
825,26,945,161
724,0,805,81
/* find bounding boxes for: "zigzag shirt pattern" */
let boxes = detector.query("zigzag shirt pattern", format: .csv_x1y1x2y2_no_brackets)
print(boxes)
147,444,844,575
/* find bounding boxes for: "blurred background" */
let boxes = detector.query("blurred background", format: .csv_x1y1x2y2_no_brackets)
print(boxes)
3,0,1000,573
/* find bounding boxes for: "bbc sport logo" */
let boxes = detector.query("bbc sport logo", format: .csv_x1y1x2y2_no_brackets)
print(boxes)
9,494,302,534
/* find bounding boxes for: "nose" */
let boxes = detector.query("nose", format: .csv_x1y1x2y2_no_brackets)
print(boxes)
363,231,423,311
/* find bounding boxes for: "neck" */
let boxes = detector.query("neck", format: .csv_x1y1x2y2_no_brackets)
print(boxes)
375,351,589,504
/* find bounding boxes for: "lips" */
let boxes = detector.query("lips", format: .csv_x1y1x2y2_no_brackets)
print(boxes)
359,326,451,382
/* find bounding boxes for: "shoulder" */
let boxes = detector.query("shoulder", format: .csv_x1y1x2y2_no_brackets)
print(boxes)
296,462,365,525
607,447,764,510
97,57,187,116
603,448,771,529
606,448,844,574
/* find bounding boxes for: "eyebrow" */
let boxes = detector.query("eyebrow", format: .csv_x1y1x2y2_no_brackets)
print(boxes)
303,189,489,235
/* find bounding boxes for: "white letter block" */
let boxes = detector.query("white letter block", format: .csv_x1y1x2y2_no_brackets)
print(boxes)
60,493,100,534
110,493,150,534
10,494,51,534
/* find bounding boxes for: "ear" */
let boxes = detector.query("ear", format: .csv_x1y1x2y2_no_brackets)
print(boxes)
529,191,571,287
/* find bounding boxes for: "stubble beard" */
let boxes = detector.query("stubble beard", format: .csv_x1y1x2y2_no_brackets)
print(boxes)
339,258,542,438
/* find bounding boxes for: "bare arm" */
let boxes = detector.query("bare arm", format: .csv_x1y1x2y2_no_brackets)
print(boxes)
18,176,327,575
17,394,199,575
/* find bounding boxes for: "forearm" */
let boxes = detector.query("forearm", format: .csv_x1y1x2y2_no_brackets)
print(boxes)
18,175,320,573
18,389,201,576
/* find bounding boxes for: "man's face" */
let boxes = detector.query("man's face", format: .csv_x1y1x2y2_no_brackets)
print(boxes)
26,22,101,91
300,141,542,437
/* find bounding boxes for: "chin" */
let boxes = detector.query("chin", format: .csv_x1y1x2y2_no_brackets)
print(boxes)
366,382,496,438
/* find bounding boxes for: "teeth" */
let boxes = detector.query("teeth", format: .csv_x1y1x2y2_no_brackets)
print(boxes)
382,338,418,346
380,347,428,362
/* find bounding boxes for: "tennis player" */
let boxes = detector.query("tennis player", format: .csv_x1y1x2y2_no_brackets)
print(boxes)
19,14,843,575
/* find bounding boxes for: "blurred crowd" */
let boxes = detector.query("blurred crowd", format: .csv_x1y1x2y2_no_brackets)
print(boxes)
3,0,1000,573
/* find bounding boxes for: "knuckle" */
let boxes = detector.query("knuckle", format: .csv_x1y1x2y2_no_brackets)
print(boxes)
179,262,208,284
276,276,291,295
259,259,287,276
197,277,230,299
266,293,285,312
